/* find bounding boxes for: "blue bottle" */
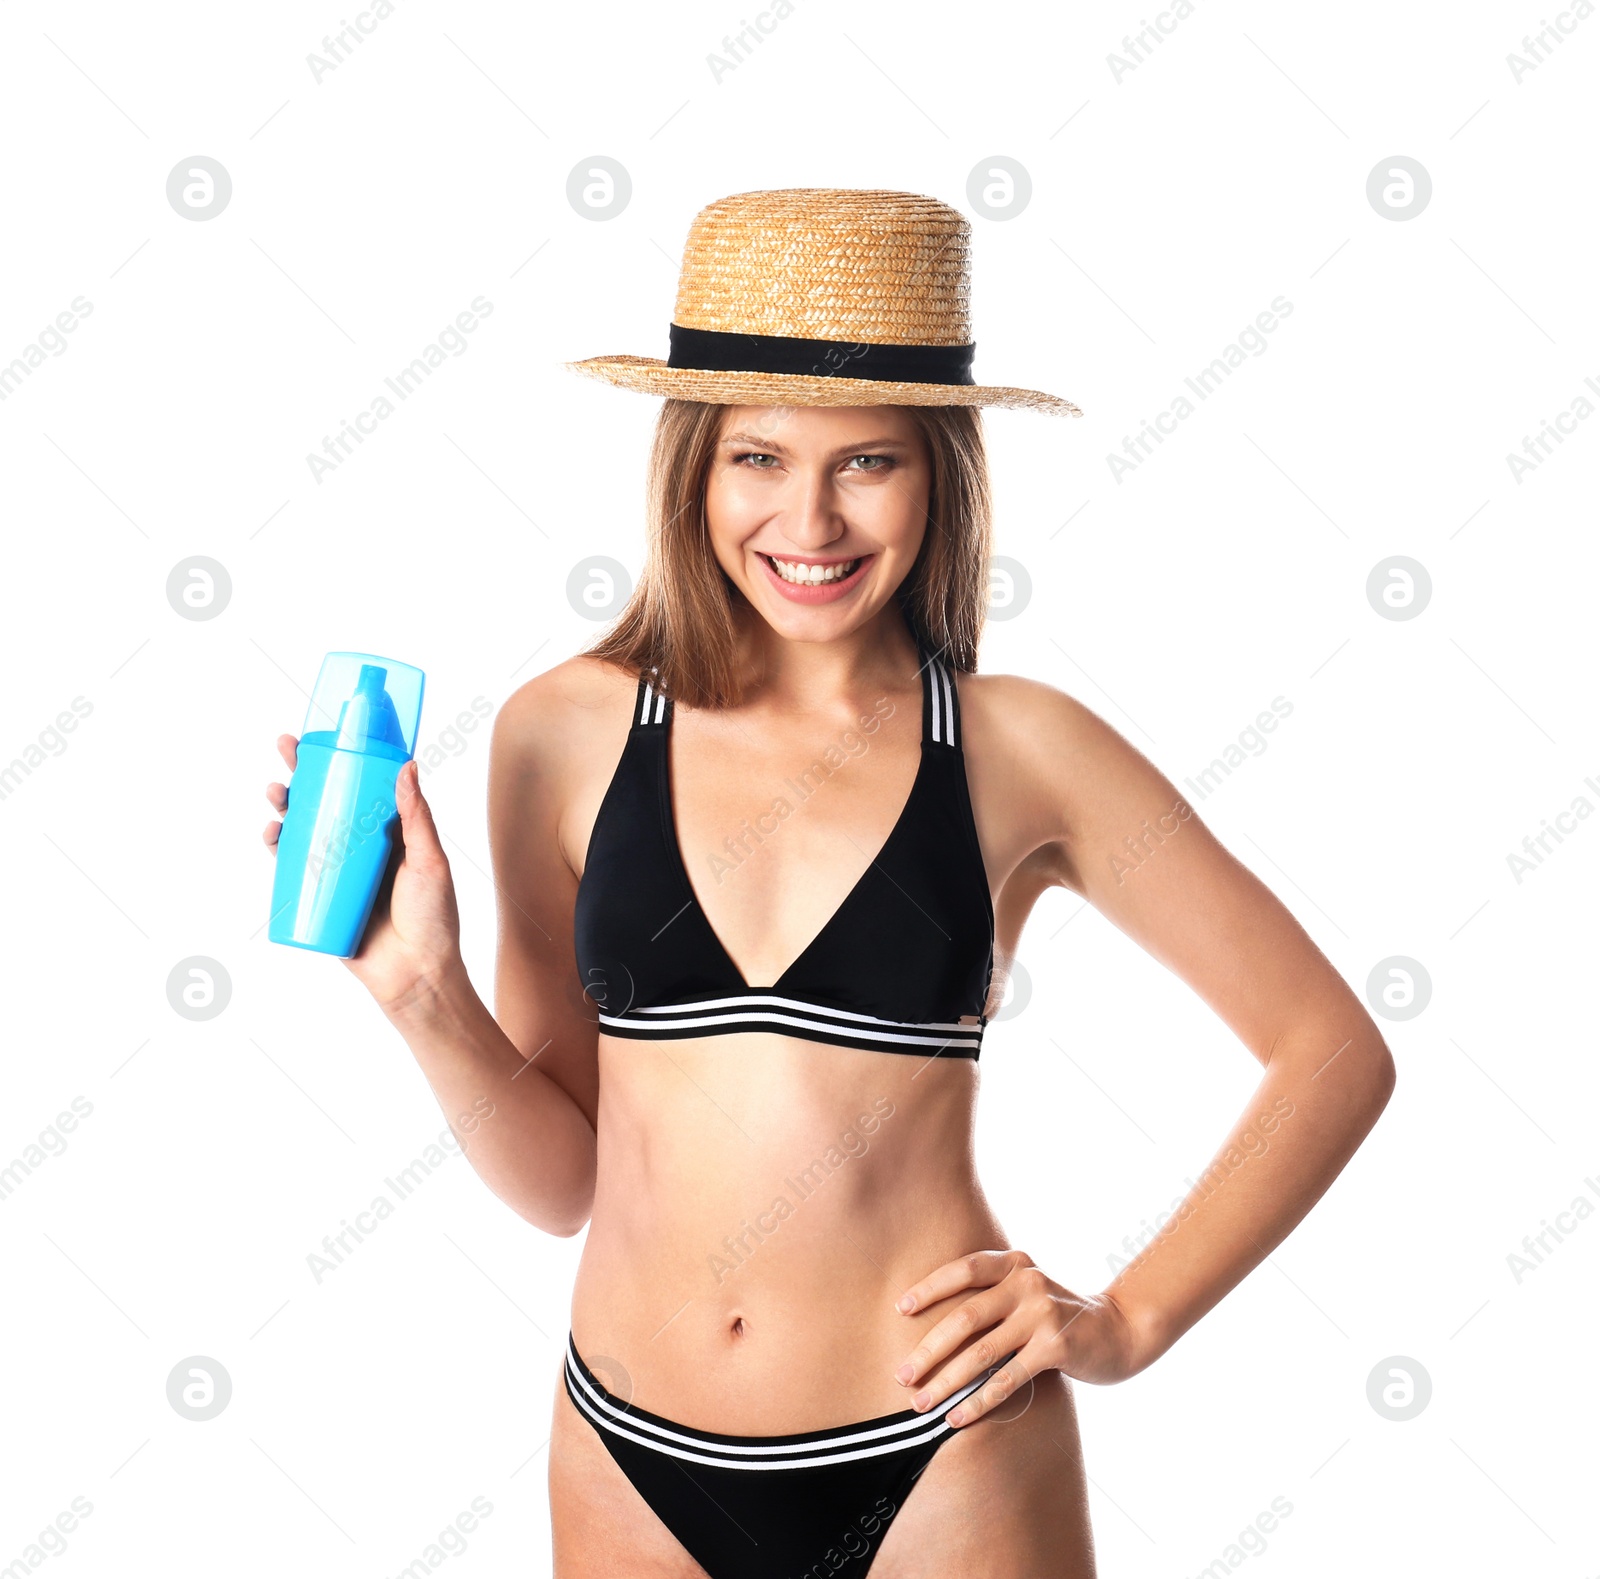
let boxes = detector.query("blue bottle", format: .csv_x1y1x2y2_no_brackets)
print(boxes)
269,651,426,958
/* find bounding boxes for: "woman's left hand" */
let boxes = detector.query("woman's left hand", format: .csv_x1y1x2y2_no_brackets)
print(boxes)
892,1249,1153,1426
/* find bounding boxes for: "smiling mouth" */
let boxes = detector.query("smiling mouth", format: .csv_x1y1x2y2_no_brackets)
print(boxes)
759,554,863,586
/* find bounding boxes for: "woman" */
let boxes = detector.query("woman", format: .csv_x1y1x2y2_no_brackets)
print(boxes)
264,190,1395,1577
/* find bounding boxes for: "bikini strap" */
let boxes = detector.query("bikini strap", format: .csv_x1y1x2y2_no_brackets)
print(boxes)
638,657,946,741
633,666,672,730
918,647,961,751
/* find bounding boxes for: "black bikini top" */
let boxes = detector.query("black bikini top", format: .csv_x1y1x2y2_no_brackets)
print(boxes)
573,647,996,1059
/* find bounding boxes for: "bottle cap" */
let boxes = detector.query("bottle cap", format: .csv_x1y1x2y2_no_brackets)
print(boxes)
301,651,426,760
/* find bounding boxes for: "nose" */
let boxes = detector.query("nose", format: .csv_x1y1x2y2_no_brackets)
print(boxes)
779,465,849,553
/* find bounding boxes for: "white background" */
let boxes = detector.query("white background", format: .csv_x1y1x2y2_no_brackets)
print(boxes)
1,0,1595,1574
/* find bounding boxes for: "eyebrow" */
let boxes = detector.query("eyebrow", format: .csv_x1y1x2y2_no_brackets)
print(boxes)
719,432,912,453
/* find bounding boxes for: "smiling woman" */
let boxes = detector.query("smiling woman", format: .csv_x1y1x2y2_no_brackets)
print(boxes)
266,188,1396,1579
583,397,992,709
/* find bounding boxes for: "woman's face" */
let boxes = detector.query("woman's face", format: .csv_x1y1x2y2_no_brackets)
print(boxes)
703,405,931,644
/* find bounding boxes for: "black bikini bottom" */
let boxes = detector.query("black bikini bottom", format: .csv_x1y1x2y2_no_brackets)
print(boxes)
563,1331,1017,1578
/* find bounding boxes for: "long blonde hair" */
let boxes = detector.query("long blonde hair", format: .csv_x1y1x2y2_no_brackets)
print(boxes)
583,399,992,709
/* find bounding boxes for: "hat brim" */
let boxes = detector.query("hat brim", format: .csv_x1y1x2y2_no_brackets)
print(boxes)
564,355,1082,416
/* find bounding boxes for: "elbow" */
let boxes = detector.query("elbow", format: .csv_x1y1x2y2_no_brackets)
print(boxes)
1377,1042,1398,1104
530,1114,597,1237
547,1207,593,1239
518,1203,590,1238
1369,1028,1397,1091
1284,1023,1395,1123
493,1162,594,1238
535,1180,595,1239
1357,1034,1397,1122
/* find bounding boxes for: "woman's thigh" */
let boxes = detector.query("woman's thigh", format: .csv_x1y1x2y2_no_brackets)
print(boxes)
548,1372,709,1579
870,1368,1097,1579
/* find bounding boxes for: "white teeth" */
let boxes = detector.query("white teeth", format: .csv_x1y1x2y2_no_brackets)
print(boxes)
767,556,860,585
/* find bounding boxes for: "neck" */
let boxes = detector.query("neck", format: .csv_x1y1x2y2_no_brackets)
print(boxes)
728,603,923,711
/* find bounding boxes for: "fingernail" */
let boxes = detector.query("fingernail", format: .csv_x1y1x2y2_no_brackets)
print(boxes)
895,1295,914,1313
946,1408,965,1427
912,1390,930,1411
894,1364,914,1384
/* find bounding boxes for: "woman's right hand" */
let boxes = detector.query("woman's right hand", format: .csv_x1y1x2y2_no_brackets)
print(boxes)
265,734,465,1017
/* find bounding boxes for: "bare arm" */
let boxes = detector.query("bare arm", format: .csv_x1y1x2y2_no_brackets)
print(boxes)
383,671,605,1235
1015,679,1396,1368
267,669,601,1237
381,951,595,1237
891,678,1396,1416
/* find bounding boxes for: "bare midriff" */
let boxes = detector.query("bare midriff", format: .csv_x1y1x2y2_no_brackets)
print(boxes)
568,1028,1011,1435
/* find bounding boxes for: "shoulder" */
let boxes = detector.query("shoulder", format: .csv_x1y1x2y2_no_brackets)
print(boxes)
490,653,640,784
954,669,1110,758
494,653,637,741
488,653,643,877
954,669,1171,855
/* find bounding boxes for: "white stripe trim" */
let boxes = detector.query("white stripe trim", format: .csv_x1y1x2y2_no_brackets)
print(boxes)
598,1008,977,1047
625,992,976,1034
639,667,668,728
636,681,668,726
566,1384,961,1470
939,664,956,747
928,660,943,744
565,1338,965,1454
565,1349,995,1469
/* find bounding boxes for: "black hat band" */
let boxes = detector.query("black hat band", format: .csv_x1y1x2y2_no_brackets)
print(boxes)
666,323,976,385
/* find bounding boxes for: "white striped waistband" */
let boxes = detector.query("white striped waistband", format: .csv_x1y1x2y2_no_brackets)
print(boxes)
563,1334,1010,1471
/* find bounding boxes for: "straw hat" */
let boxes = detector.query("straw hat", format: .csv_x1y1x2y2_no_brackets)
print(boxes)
564,188,1082,416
